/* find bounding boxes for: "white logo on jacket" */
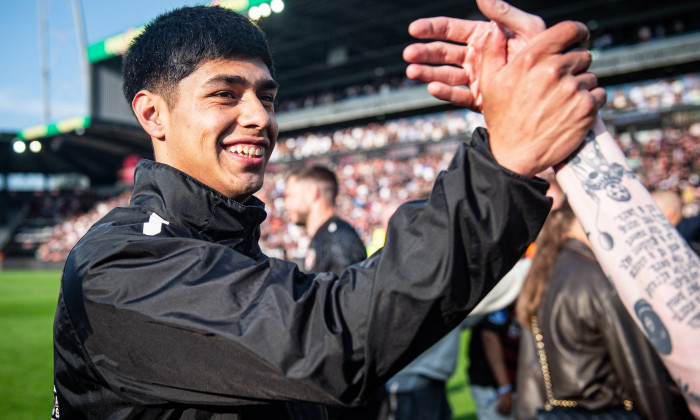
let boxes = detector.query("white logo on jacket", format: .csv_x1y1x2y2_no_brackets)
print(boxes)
143,213,169,236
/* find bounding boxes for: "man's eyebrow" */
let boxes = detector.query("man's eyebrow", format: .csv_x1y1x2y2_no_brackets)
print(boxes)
203,75,279,90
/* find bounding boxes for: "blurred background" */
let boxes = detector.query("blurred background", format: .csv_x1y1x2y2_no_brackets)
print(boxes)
1,0,699,418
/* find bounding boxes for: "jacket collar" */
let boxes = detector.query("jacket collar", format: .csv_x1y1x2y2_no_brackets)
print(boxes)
129,159,267,255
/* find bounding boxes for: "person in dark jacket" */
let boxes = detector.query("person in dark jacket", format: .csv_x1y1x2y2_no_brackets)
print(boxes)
513,199,673,419
52,2,606,419
284,165,367,276
652,189,700,255
284,166,385,419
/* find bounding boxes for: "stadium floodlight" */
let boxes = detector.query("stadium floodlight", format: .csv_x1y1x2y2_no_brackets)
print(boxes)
30,141,43,153
259,2,271,17
248,6,262,20
13,140,26,154
270,0,284,13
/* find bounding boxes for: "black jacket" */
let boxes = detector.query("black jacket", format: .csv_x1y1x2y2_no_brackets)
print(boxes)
515,239,673,420
305,215,367,276
53,129,551,419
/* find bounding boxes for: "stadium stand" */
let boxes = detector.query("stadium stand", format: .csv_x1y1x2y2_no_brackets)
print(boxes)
19,73,700,262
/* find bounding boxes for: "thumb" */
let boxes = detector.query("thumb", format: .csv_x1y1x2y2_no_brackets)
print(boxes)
480,22,508,82
476,0,545,40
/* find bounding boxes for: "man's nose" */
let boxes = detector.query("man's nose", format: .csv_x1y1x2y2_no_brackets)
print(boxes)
238,94,271,129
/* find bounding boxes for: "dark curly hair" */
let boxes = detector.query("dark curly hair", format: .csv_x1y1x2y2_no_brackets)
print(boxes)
122,5,275,108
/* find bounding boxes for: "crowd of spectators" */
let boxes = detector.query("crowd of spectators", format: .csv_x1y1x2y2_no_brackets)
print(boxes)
33,190,131,262
9,69,700,263
272,109,485,161
605,73,700,113
1,189,101,258
260,124,700,260
589,12,699,50
274,73,700,163
616,122,700,218
4,189,100,223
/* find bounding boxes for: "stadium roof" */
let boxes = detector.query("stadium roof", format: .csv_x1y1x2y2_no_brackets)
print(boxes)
257,0,700,101
4,0,700,186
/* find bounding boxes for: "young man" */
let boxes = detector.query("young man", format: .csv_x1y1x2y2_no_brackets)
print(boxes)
283,166,367,276
284,167,385,419
53,2,604,419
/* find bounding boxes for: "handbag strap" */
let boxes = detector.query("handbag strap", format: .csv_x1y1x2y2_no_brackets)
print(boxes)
530,315,634,412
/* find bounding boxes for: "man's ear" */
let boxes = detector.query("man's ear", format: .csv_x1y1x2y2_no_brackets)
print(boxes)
132,90,166,140
309,183,320,201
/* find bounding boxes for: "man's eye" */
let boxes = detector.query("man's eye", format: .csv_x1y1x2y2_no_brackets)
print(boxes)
259,94,275,103
214,91,236,99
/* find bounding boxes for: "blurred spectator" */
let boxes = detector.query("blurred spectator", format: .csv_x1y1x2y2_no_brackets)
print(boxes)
284,165,383,419
468,305,519,420
514,200,673,419
678,214,700,255
283,165,367,276
652,189,700,255
384,230,534,420
651,189,684,227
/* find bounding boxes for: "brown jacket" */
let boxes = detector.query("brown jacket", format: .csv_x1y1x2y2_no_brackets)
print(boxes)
515,238,673,420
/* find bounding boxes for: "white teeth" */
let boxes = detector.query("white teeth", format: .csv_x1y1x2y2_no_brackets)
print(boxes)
227,144,264,158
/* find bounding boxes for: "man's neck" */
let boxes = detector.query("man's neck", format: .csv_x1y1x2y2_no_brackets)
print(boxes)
566,219,591,248
306,206,335,238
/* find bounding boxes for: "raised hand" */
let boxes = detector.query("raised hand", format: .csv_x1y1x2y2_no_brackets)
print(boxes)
404,0,606,177
403,0,545,111
479,21,606,177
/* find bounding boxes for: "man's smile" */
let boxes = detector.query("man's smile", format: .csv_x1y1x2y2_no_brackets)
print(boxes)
224,143,265,158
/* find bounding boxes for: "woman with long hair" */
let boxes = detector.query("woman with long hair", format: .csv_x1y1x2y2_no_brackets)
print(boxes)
513,198,674,419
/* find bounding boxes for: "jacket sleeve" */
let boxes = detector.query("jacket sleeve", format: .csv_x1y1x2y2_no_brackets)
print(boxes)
61,129,551,408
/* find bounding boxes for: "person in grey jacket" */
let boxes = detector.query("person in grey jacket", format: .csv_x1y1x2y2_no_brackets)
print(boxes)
52,2,606,419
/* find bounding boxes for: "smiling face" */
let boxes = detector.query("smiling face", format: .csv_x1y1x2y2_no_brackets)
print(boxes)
154,57,279,201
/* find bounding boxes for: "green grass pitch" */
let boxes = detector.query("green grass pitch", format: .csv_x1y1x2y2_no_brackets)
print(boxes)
0,270,60,419
0,269,475,419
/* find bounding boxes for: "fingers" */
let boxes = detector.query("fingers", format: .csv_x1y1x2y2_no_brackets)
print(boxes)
408,16,481,43
404,62,478,109
476,0,545,38
479,22,508,84
589,86,607,111
405,63,470,86
518,21,589,59
554,48,606,111
426,83,476,109
573,73,607,110
575,72,598,91
403,41,468,66
560,49,592,75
